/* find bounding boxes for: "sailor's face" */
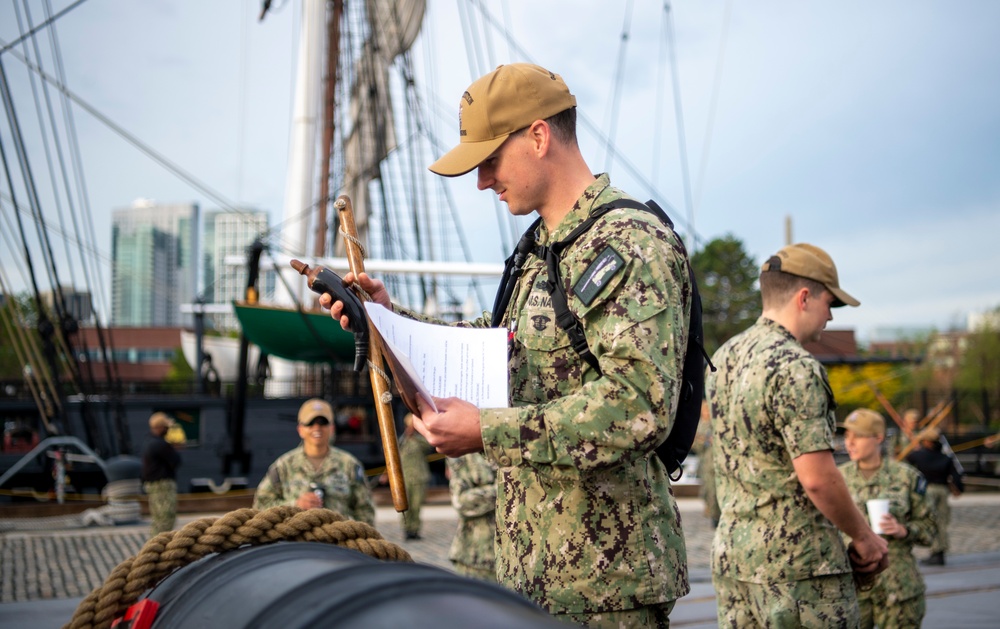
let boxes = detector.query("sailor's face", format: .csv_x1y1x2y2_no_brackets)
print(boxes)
844,429,882,465
298,417,332,446
476,131,541,217
803,288,835,343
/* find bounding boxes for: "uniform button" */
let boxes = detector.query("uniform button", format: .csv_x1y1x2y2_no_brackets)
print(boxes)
498,456,511,466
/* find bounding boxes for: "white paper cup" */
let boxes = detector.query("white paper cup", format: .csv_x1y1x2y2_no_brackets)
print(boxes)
866,498,891,534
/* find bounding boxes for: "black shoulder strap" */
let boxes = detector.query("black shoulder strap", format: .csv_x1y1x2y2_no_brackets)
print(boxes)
491,218,542,327
491,199,687,377
541,199,659,376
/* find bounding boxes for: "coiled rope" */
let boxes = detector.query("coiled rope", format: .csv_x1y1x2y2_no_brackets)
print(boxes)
63,506,412,629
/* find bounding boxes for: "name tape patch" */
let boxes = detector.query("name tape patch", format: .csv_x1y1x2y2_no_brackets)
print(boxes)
573,245,624,306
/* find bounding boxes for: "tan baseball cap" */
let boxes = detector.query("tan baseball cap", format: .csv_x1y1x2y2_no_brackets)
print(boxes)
839,408,885,437
298,398,333,425
149,412,174,430
429,63,577,177
761,243,860,307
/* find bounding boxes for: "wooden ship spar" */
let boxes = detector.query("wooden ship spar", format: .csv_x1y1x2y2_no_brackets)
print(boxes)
0,0,720,505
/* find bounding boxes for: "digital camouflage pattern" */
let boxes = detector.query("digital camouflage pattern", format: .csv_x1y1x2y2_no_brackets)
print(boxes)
483,174,691,613
447,452,498,581
714,572,859,628
398,174,691,614
922,483,951,554
692,415,720,523
144,479,177,536
708,317,852,586
906,445,960,555
253,445,375,525
839,457,935,627
399,431,431,535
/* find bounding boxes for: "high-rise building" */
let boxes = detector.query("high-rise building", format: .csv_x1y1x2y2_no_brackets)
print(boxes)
203,209,273,331
111,200,198,327
41,286,93,324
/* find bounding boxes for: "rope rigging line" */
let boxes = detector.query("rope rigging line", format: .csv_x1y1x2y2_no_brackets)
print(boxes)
0,0,89,56
662,1,696,250
692,0,733,242
13,0,81,293
0,270,59,431
63,506,413,629
0,40,258,222
9,0,113,420
461,2,706,245
603,0,634,174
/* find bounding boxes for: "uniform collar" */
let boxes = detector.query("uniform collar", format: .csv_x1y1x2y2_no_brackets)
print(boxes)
759,316,798,343
538,173,615,245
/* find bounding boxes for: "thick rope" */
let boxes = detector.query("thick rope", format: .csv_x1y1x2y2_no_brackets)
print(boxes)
64,507,412,629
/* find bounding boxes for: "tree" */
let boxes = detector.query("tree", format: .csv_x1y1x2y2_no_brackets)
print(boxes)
827,362,908,422
956,305,1000,427
0,291,42,380
691,235,760,354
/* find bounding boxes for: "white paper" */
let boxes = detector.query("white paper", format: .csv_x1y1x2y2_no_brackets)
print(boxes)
364,303,509,411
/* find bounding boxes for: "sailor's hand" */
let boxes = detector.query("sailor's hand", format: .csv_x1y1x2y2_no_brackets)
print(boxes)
879,513,907,539
849,533,889,574
295,491,322,509
319,272,391,330
412,396,484,458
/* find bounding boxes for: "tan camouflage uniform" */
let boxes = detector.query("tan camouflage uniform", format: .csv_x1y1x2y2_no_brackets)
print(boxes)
253,445,375,525
446,452,498,582
692,415,721,524
839,457,935,629
708,317,859,628
144,479,177,536
398,174,691,622
399,431,431,537
922,484,951,554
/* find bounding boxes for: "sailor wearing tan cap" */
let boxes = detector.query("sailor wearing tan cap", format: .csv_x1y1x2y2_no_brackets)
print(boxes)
252,398,374,525
906,426,964,565
707,243,889,627
141,412,181,536
839,408,936,628
324,63,691,626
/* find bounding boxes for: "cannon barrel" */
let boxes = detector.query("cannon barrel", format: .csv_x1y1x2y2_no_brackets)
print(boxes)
136,542,567,628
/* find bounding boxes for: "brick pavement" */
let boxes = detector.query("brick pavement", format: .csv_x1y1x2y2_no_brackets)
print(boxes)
2,494,999,604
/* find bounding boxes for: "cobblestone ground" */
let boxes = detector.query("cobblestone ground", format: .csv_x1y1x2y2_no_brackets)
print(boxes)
2,498,998,603
678,500,1000,570
0,530,146,602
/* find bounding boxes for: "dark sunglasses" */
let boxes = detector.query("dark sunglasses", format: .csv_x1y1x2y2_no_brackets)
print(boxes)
302,417,331,427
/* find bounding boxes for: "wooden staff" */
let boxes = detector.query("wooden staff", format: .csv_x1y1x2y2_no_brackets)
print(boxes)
867,380,905,434
950,432,1000,454
895,401,953,461
335,195,408,512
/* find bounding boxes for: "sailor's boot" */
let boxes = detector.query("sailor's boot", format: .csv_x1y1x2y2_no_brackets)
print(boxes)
921,551,945,566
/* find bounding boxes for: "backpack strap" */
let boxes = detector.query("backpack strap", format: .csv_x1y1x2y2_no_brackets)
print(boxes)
539,198,658,376
491,218,542,327
539,241,602,374
491,199,677,378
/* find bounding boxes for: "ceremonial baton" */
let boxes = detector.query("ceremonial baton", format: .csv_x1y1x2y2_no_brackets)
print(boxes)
335,195,408,511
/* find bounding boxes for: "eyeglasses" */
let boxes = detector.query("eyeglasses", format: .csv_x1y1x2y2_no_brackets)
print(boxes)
301,417,331,427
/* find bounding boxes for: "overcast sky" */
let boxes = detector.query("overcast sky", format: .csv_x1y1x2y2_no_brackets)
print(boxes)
2,1,998,343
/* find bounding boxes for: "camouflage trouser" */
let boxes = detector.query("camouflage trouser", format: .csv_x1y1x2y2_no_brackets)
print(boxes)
858,593,924,629
701,470,721,523
144,479,177,536
924,484,950,553
714,573,859,629
555,601,676,629
452,562,497,583
402,480,426,535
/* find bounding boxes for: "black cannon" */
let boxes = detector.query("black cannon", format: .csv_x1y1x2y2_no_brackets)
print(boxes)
118,542,569,628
